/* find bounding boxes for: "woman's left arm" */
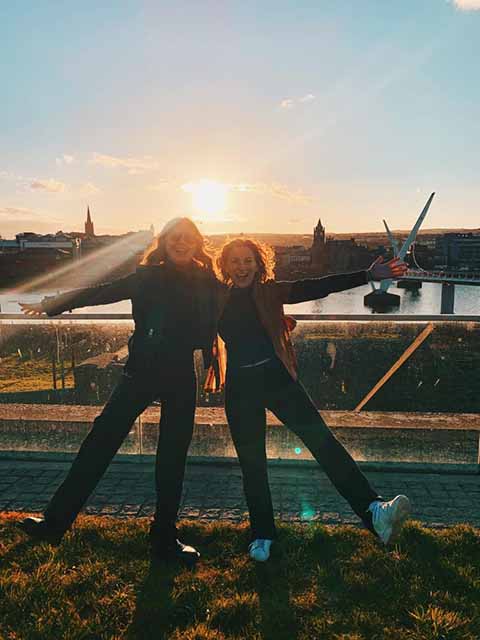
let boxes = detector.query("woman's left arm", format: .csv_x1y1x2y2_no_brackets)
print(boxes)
279,257,407,304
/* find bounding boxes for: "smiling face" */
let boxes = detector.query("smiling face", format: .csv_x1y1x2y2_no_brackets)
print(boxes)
164,219,200,266
224,245,259,288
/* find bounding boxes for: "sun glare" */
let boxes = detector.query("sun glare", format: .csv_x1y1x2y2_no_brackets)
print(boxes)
182,179,229,217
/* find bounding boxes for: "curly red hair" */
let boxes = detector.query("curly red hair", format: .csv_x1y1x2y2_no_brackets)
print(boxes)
215,237,275,284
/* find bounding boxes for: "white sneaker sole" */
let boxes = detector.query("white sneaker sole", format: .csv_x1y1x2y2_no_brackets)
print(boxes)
385,495,411,545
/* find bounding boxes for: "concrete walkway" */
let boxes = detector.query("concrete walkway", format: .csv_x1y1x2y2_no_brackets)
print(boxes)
1,457,479,529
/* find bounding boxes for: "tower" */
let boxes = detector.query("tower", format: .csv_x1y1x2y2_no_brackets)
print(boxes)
313,219,325,245
85,206,95,237
311,218,327,268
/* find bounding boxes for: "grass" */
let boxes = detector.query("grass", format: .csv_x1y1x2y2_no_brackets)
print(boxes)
0,355,74,393
1,513,479,639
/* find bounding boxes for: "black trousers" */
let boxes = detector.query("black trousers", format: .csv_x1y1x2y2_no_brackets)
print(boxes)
44,366,196,541
225,358,380,539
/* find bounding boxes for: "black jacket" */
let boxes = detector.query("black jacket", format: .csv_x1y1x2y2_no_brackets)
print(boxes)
41,263,219,372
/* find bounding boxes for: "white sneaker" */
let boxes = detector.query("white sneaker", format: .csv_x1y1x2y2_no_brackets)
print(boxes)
248,539,273,562
368,495,411,545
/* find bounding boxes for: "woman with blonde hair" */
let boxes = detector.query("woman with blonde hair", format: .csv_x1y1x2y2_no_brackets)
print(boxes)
18,217,218,565
210,237,411,561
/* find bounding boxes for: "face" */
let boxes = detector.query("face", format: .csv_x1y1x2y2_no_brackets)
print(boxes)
164,220,199,266
225,245,259,288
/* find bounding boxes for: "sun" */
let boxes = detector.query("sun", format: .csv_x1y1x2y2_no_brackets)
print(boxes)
182,179,229,217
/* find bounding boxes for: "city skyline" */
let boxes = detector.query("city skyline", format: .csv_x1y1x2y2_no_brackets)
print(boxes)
1,1,480,237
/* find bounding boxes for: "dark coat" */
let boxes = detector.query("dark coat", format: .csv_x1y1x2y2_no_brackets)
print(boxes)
41,263,219,372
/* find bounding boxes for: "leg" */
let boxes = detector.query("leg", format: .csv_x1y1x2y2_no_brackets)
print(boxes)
44,374,157,531
267,378,380,528
152,370,197,541
225,375,276,541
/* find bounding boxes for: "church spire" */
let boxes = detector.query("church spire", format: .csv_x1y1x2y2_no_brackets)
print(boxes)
85,206,95,237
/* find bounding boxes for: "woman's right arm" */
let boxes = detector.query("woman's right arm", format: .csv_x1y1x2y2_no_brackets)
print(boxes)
21,272,138,317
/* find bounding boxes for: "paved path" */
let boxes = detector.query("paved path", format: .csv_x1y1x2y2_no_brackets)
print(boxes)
0,457,479,528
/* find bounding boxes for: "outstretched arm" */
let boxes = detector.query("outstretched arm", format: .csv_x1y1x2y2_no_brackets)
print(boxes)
20,273,138,317
279,257,407,304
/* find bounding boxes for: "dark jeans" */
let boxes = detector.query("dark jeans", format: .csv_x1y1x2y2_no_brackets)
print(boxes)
225,358,380,539
44,366,196,541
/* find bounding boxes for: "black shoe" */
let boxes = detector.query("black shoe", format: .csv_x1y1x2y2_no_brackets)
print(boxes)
150,538,200,566
17,517,64,545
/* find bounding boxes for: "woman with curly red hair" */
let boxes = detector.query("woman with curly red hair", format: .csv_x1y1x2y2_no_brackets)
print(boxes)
211,237,411,562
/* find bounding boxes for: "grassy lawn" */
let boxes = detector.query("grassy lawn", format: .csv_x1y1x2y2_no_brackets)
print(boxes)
1,513,479,639
0,356,74,393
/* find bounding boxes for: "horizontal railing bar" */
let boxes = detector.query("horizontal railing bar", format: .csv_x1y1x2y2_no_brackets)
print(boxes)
0,313,478,322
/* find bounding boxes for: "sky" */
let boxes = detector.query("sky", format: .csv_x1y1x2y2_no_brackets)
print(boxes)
1,0,479,237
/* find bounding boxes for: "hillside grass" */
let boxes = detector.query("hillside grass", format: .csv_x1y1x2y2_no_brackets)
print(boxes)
1,513,479,639
0,355,74,393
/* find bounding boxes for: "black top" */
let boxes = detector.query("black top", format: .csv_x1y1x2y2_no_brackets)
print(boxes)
219,270,368,369
218,286,275,368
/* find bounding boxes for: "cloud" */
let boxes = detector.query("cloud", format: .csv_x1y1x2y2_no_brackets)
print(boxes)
280,98,295,110
91,152,161,174
30,179,66,193
0,170,18,181
56,154,75,166
232,182,316,204
0,206,40,219
148,180,170,191
0,207,63,235
452,0,480,9
280,94,316,109
78,182,100,196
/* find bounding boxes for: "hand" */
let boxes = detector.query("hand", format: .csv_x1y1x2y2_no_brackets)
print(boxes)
368,256,408,281
19,302,45,316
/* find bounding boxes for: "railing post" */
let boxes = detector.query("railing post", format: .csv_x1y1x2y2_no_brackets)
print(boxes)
440,282,455,314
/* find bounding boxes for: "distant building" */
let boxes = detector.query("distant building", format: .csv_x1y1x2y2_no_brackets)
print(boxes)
436,233,480,270
310,219,372,274
0,207,154,287
274,245,311,269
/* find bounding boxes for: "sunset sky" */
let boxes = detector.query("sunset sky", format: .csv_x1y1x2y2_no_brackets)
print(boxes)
1,1,479,237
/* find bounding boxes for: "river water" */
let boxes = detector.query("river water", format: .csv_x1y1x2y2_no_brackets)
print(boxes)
0,282,478,315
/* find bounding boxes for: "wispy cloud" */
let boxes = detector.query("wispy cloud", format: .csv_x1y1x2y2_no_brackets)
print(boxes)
280,98,295,110
55,154,75,166
148,180,170,191
0,170,17,181
0,206,40,219
91,152,161,174
0,206,63,231
452,0,480,9
232,182,316,204
30,179,66,193
78,182,100,196
299,93,316,103
279,94,316,110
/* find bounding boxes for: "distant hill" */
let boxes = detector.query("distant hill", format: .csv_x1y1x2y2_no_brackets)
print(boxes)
206,228,480,249
206,233,313,248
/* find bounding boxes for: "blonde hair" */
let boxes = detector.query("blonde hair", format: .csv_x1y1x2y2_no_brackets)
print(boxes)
140,217,213,272
215,237,275,284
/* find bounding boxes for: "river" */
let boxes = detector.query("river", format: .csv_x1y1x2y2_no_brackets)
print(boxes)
0,282,478,315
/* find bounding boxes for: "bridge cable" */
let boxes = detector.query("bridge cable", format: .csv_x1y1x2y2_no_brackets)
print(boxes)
411,242,427,272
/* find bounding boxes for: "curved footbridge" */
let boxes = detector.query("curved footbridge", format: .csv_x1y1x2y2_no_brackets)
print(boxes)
0,404,479,529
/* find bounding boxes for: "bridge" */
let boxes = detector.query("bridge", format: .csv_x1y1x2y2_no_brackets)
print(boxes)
399,269,480,313
402,269,480,285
